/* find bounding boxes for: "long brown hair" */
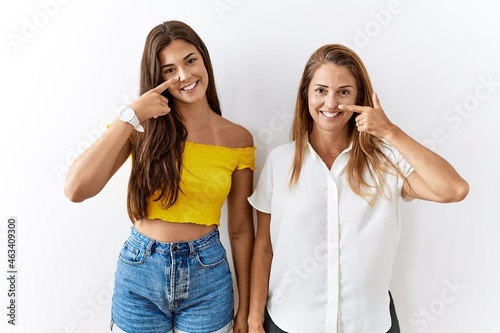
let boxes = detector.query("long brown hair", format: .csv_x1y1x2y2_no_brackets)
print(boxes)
290,44,403,205
127,21,222,221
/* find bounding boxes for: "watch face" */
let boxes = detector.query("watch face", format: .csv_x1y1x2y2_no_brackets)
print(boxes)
120,107,135,122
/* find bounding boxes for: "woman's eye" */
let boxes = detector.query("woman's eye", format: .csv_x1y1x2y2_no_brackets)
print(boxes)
164,68,175,75
187,58,196,65
315,88,325,94
340,90,350,96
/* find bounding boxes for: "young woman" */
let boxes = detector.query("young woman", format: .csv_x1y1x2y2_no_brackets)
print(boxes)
64,21,255,333
247,44,469,333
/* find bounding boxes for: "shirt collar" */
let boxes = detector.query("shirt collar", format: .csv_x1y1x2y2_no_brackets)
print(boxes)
305,137,353,157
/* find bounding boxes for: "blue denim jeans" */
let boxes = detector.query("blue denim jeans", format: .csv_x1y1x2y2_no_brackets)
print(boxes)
111,227,234,333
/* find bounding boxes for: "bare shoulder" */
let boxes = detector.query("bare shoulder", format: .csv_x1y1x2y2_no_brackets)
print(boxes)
216,116,254,148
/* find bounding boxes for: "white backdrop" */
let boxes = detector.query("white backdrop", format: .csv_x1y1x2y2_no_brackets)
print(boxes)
1,0,499,332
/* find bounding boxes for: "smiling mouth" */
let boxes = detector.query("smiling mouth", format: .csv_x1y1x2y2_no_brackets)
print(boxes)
321,111,340,118
181,81,198,92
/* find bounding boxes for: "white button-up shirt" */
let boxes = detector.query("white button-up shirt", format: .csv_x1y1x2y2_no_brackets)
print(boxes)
248,141,413,332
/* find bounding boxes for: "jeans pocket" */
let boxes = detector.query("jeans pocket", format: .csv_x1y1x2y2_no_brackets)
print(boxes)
195,240,227,268
118,240,146,265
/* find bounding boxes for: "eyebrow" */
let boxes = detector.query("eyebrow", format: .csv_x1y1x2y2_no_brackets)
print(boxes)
160,52,196,69
313,84,354,89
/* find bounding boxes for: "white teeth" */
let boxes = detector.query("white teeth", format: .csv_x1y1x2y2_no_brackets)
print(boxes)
182,81,197,91
322,111,339,118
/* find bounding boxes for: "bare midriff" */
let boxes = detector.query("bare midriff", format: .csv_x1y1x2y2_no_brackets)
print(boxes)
134,218,217,243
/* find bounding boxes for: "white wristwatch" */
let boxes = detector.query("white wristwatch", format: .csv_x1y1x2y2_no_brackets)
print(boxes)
119,107,144,132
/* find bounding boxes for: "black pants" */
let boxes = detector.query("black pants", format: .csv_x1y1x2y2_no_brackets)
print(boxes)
263,291,400,333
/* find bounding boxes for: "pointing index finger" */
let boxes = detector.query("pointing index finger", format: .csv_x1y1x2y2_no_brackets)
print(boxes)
338,104,366,113
151,76,179,94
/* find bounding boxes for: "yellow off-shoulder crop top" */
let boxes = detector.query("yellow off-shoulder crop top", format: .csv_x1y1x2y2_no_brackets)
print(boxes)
147,141,256,226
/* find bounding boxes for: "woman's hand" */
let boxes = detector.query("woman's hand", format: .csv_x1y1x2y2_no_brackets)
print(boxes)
233,310,250,333
128,76,179,122
339,91,396,140
341,91,469,202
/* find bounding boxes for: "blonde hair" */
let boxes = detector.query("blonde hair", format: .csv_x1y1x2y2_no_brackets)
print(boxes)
290,44,404,205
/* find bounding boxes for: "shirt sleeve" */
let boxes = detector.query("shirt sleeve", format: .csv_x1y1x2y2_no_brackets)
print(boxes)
385,144,414,200
236,146,256,171
396,151,414,178
382,142,414,177
247,153,274,213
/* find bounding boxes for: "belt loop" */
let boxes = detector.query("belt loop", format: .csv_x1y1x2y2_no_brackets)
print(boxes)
188,241,196,258
146,239,155,256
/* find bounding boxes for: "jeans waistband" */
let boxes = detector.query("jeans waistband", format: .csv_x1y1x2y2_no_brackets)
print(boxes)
129,226,220,255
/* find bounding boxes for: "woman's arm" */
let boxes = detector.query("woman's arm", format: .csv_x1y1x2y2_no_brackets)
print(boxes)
386,126,469,202
227,167,255,333
64,77,179,202
247,211,272,333
340,92,469,203
64,118,133,202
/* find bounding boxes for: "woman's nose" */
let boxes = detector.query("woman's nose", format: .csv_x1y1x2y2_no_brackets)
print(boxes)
324,96,337,109
178,67,192,81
